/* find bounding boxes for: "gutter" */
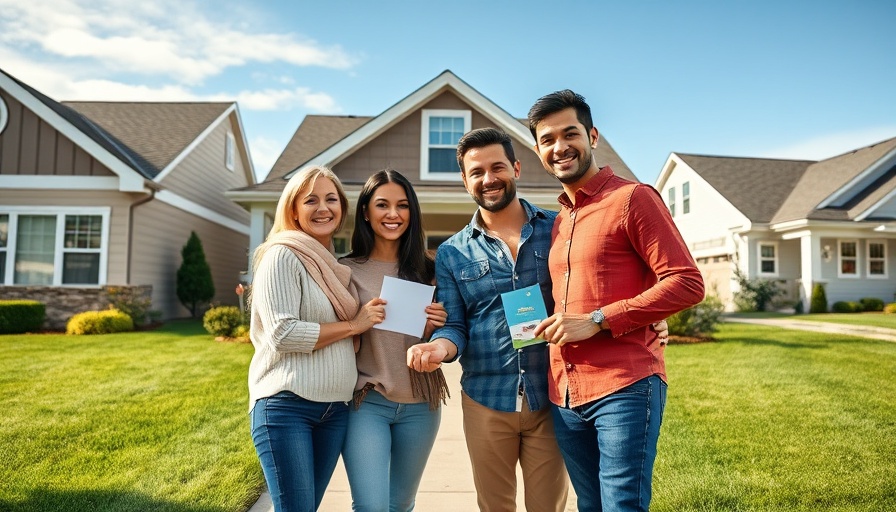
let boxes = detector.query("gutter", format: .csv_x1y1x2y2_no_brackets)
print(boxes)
126,184,161,283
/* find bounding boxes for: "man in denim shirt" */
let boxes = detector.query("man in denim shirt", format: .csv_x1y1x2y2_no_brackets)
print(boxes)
407,127,569,511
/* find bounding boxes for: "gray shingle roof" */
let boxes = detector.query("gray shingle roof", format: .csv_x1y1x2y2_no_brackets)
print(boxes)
677,154,812,222
64,101,231,178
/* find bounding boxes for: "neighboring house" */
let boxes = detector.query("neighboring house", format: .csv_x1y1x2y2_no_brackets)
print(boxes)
228,69,636,274
655,136,896,310
0,68,254,328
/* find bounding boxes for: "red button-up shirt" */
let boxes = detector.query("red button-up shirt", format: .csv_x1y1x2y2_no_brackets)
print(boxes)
548,167,704,407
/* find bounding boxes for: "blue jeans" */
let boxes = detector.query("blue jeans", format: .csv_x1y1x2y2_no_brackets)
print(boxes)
551,375,667,512
342,390,441,512
251,391,349,512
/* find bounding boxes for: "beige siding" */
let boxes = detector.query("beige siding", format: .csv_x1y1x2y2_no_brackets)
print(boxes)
132,199,248,319
0,188,134,284
697,258,734,309
157,116,251,223
0,92,114,177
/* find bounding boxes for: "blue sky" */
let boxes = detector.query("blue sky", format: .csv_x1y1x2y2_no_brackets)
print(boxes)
1,0,894,185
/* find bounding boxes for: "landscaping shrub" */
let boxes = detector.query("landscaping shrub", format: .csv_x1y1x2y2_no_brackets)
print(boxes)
859,297,885,312
177,231,215,318
668,295,725,337
732,267,782,312
831,301,864,313
0,300,46,334
809,283,828,313
231,324,250,340
884,303,896,314
67,309,135,335
203,306,243,337
106,286,152,326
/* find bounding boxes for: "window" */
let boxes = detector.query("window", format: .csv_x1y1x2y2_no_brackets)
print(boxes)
868,240,887,278
667,187,676,217
225,132,235,171
1,208,109,286
758,242,777,276
420,109,470,181
682,181,690,214
0,95,8,135
839,240,858,277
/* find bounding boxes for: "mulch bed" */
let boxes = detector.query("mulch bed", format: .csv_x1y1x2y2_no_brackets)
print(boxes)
668,335,715,344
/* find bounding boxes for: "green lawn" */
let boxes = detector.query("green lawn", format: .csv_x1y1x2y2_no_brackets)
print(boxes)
2,321,895,511
729,311,896,330
656,323,896,511
0,320,263,512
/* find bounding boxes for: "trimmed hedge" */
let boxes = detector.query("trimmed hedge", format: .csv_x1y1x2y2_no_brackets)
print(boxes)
859,297,885,312
0,300,46,334
203,306,244,337
884,303,896,314
66,309,135,335
831,301,864,313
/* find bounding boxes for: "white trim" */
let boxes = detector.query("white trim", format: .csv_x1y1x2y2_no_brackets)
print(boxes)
866,239,888,278
757,241,778,277
154,190,249,235
0,175,122,190
284,70,535,178
0,94,8,135
420,109,470,182
837,239,859,278
818,146,896,208
854,186,896,221
230,104,256,184
0,206,110,286
0,71,147,192
153,104,236,182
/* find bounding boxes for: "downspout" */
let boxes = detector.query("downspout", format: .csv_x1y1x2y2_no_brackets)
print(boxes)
127,185,159,283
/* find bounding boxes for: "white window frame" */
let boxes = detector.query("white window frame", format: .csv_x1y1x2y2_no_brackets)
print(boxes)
225,132,235,171
0,95,8,135
757,241,778,277
0,206,110,286
867,240,887,279
668,186,676,217
682,181,691,215
838,239,859,278
420,109,470,182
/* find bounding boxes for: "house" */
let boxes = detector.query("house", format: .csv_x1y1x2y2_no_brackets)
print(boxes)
227,70,636,272
0,68,255,328
655,136,896,310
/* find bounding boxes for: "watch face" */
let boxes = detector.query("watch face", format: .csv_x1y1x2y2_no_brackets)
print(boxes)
591,310,604,324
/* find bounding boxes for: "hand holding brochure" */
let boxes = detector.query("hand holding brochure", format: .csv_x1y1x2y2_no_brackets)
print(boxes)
375,276,436,338
501,284,548,349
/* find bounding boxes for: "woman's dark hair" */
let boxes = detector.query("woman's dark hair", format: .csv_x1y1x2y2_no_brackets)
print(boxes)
347,169,434,284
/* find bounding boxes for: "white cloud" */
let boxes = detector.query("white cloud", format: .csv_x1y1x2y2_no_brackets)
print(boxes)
249,135,286,181
208,88,341,113
0,0,357,84
759,127,896,161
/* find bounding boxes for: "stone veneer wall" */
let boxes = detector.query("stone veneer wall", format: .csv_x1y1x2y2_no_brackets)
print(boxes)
0,285,152,331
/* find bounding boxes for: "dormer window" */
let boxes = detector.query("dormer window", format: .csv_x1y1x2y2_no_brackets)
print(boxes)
668,187,676,217
420,109,470,181
682,181,690,214
225,132,235,171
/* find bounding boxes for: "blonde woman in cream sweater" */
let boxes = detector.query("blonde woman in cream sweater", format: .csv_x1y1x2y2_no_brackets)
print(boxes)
249,165,385,512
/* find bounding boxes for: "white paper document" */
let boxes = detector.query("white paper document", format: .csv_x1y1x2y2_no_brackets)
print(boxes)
375,276,436,338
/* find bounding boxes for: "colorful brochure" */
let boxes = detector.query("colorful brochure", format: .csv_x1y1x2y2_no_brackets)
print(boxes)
500,284,548,349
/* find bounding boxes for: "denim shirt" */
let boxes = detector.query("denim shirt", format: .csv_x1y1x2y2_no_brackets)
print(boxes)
431,199,556,413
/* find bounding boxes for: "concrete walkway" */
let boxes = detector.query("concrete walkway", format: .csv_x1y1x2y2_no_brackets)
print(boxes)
248,360,577,511
722,315,896,343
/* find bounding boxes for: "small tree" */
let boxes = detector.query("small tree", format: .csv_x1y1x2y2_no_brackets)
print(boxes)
809,283,828,313
176,231,215,317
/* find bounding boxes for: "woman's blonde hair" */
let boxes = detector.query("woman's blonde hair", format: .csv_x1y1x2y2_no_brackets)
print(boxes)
252,165,348,273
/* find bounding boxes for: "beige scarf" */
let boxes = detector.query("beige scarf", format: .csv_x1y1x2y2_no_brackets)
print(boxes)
264,230,359,321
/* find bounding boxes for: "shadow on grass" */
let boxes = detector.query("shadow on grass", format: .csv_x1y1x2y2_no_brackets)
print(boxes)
725,336,827,350
0,488,227,512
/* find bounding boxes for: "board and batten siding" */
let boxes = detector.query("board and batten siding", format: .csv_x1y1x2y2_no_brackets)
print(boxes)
0,92,114,177
132,199,247,319
155,118,250,224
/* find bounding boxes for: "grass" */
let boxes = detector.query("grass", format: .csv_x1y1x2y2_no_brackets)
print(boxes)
0,320,263,512
656,323,896,511
728,310,896,330
3,320,895,511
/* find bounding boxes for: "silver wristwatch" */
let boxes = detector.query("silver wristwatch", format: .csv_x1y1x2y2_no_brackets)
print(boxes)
590,309,605,329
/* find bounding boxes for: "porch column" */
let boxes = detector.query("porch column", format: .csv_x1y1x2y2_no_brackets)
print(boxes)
798,234,822,308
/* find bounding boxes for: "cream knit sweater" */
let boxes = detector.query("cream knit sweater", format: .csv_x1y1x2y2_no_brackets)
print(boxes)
248,245,357,409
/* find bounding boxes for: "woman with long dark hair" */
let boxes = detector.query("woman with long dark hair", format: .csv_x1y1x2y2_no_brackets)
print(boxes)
339,169,449,511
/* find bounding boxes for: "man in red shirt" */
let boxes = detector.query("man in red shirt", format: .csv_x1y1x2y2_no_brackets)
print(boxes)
531,90,704,512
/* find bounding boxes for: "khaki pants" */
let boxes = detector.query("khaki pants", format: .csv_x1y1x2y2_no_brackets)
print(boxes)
461,392,568,512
